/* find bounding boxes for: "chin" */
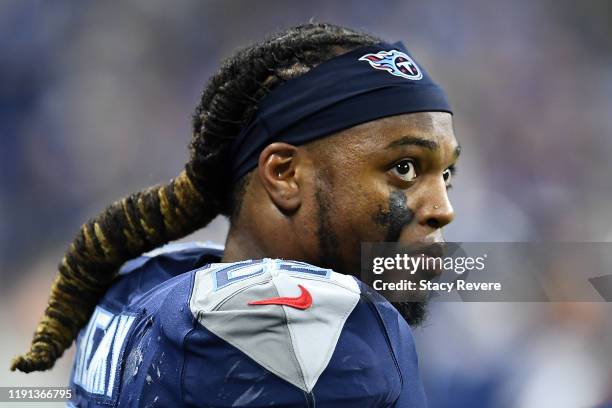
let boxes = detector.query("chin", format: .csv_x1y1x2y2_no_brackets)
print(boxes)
391,300,429,327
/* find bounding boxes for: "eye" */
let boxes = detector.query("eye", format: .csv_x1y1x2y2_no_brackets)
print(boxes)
443,166,455,187
392,159,417,182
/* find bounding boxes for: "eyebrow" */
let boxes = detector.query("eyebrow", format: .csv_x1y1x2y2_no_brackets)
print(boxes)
385,135,462,159
386,136,439,151
453,145,462,159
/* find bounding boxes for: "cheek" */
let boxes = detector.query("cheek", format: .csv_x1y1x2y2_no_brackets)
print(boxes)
323,180,380,237
333,185,370,225
325,170,393,243
346,183,395,240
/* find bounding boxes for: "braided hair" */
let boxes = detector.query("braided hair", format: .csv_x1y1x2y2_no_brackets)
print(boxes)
11,23,380,373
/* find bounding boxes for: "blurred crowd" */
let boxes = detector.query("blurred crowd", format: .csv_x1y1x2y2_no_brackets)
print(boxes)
1,0,611,407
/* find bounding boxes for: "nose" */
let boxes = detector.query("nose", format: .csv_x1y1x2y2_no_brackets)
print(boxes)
416,177,454,230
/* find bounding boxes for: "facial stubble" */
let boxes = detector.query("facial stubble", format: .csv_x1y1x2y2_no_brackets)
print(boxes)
315,182,428,327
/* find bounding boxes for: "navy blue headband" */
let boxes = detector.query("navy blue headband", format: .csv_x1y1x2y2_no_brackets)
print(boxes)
230,42,452,181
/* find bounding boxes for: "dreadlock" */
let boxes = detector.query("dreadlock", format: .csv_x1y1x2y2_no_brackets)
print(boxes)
11,22,380,373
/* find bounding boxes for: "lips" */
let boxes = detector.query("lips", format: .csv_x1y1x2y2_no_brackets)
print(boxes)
417,242,447,258
398,241,447,258
422,256,444,278
402,242,447,279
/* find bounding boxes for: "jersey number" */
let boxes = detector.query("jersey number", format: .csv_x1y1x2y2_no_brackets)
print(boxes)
72,307,136,398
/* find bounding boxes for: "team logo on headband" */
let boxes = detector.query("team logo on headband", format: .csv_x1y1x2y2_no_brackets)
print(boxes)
359,49,423,80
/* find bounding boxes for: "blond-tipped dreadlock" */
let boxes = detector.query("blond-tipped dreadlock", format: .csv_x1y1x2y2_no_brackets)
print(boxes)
10,171,217,373
11,23,380,372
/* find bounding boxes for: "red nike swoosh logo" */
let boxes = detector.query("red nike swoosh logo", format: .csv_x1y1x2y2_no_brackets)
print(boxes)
248,284,312,310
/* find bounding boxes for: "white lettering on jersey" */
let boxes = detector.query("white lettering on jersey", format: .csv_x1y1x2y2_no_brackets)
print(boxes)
73,306,136,398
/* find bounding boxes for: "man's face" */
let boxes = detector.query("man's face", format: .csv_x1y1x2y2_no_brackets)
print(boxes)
304,112,459,323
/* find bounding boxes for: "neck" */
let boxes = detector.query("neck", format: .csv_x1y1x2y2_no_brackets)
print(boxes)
221,216,314,264
221,226,267,263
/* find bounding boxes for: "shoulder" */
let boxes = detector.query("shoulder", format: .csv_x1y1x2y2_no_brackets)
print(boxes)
117,241,223,278
120,258,366,406
180,259,424,406
185,259,363,392
117,257,423,406
99,241,223,311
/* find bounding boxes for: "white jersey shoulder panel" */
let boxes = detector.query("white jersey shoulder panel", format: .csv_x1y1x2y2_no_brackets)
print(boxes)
189,259,360,392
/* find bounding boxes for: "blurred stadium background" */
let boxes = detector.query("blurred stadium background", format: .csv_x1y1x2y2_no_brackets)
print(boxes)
1,0,612,407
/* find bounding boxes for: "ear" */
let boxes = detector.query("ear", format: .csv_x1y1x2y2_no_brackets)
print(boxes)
257,142,303,213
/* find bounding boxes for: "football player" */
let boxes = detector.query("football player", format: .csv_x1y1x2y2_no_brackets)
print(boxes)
12,23,459,407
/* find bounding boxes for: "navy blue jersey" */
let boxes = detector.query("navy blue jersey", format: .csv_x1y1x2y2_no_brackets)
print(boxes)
68,242,427,407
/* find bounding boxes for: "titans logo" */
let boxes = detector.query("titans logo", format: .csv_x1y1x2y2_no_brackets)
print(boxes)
359,49,423,80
